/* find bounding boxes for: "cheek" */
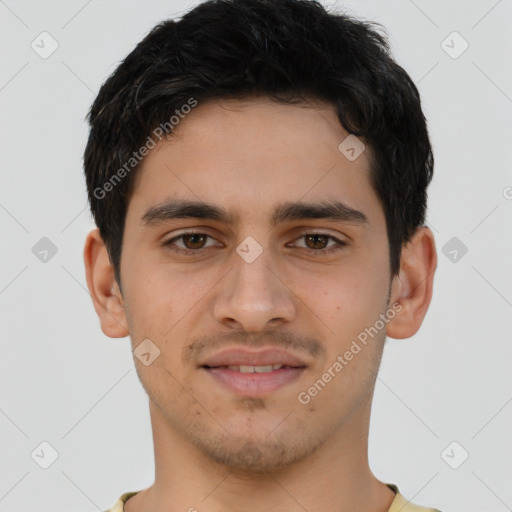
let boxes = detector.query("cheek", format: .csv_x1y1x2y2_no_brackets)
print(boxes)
123,262,194,317
123,264,225,356
295,266,386,338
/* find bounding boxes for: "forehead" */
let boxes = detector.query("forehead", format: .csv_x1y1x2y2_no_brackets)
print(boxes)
165,95,350,160
127,96,383,229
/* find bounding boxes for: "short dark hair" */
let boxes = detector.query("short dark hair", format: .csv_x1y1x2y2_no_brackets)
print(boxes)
84,0,433,288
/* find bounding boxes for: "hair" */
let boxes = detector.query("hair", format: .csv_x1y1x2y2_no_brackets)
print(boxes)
84,0,433,289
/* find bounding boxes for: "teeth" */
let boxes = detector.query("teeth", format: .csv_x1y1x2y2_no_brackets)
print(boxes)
226,364,284,373
254,365,274,373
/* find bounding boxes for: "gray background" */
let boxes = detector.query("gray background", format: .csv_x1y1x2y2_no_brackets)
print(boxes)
1,1,511,511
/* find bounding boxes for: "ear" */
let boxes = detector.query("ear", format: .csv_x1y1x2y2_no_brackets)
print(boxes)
83,228,130,338
386,226,437,339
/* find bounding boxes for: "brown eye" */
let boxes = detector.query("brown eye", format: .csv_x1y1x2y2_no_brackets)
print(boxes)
290,232,348,255
304,234,330,250
163,232,218,255
181,233,208,249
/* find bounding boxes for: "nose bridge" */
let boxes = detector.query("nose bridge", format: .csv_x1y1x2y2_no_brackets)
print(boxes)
213,235,296,330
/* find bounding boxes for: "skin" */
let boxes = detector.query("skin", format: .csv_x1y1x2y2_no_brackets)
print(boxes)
84,96,437,512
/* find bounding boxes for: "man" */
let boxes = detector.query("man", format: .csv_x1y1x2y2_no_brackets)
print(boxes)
83,0,440,510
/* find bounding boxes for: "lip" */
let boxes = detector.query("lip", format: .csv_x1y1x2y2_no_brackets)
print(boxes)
203,366,306,397
199,347,309,368
199,347,308,397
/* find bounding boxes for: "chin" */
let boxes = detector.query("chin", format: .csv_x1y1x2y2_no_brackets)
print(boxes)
189,427,323,472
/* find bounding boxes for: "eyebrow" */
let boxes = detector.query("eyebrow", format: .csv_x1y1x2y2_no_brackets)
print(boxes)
141,198,369,227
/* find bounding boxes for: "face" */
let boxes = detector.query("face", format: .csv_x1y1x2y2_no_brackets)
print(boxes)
118,96,394,471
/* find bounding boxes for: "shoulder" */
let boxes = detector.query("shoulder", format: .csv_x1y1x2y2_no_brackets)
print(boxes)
103,491,141,512
386,483,443,512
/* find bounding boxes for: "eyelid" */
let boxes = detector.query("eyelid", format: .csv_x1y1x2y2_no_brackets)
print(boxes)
292,228,347,240
162,229,348,256
288,230,348,251
163,229,346,245
163,230,221,248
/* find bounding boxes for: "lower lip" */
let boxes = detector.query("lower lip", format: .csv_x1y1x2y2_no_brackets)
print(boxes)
202,367,306,396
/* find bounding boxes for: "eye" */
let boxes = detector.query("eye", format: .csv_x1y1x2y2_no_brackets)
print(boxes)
290,232,348,255
163,232,219,255
162,231,348,256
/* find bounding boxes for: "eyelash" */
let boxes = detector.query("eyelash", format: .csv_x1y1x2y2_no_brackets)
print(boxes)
163,231,348,256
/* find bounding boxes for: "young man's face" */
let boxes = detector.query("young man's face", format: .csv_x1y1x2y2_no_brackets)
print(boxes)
86,96,434,472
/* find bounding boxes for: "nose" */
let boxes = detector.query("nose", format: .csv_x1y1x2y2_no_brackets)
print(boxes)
213,241,297,332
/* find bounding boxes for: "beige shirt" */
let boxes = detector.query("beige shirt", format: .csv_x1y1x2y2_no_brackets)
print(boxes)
104,483,442,512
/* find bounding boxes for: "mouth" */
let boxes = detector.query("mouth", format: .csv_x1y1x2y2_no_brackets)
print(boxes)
203,364,299,372
199,348,308,396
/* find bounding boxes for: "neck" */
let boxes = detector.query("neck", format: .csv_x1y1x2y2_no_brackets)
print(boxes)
125,395,396,512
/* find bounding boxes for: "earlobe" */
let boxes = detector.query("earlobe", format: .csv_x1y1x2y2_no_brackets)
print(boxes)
386,226,437,339
83,228,130,338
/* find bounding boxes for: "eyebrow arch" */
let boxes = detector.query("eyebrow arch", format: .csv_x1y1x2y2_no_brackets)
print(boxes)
141,198,369,227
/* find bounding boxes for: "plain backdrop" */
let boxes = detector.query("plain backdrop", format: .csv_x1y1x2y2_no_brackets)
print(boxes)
1,1,511,511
